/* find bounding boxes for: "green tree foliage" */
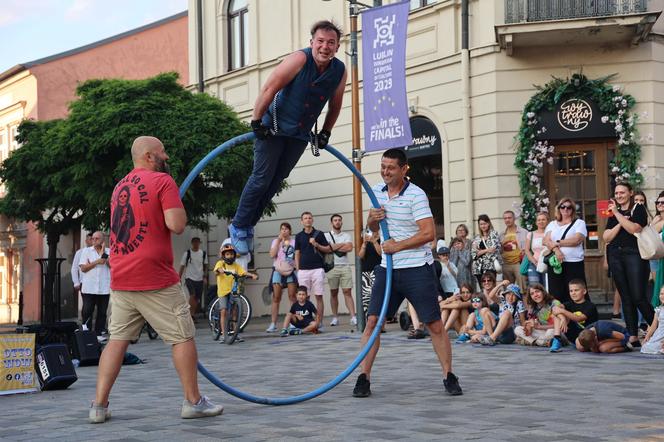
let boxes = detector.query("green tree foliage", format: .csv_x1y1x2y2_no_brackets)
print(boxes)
0,73,273,320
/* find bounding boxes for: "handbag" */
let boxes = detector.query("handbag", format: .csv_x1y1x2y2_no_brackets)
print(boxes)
274,258,294,276
635,225,664,259
519,233,532,276
313,230,335,273
542,219,577,267
493,258,502,274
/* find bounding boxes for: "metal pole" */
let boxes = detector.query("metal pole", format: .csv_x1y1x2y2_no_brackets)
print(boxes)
196,0,205,93
350,0,365,332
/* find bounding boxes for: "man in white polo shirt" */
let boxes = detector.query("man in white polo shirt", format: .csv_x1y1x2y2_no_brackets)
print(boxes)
325,214,357,327
352,148,462,398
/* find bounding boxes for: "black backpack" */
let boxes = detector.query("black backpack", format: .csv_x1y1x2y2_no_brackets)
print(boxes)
186,249,206,266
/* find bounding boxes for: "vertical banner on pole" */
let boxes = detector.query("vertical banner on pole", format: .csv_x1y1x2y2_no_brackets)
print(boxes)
362,1,412,152
0,333,37,395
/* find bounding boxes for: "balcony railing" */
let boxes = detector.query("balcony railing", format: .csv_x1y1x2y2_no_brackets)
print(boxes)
505,0,648,23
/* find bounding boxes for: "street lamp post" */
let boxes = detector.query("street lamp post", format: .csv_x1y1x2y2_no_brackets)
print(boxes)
325,0,380,331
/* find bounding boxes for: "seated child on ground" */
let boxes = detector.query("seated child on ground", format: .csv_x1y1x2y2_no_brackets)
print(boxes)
514,284,561,347
214,244,258,340
642,286,664,355
550,279,598,352
456,294,496,343
280,286,319,336
576,320,631,353
477,280,526,346
440,283,473,334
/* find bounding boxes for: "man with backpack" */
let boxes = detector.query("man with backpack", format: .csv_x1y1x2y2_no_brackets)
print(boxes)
179,237,208,319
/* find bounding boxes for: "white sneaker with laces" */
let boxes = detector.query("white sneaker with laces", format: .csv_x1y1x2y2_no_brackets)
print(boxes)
330,317,339,326
181,395,224,419
350,316,358,326
265,323,277,333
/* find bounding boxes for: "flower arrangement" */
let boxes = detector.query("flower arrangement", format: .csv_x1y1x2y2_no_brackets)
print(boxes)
514,73,645,229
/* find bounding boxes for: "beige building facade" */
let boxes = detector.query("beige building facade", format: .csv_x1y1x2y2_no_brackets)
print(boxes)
190,0,664,314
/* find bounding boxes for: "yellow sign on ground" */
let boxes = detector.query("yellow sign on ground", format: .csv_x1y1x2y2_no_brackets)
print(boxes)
0,333,37,395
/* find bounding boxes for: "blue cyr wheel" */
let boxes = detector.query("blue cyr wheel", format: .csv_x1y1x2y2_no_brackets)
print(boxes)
179,132,393,405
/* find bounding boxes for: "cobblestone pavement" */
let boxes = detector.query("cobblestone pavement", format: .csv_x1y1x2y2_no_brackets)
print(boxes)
1,316,664,441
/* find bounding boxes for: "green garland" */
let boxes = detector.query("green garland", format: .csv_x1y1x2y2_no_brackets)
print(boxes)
514,73,645,230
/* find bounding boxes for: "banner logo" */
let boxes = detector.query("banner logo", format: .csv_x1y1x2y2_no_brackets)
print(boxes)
362,1,412,152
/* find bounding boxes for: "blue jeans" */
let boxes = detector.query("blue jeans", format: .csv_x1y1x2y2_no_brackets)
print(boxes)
526,262,546,286
233,136,307,228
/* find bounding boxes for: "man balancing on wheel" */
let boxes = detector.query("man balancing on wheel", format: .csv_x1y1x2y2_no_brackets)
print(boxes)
353,148,463,398
229,20,347,254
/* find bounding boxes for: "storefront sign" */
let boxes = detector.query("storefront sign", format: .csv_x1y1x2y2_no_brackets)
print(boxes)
362,1,412,152
0,333,37,395
536,97,616,140
402,116,442,159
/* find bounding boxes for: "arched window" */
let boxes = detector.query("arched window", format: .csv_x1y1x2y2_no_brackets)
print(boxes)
228,0,248,71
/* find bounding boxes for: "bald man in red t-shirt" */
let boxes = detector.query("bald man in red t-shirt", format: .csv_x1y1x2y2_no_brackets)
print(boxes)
90,136,223,424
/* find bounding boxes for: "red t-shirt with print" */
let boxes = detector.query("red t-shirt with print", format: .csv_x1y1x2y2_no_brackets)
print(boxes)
109,168,183,291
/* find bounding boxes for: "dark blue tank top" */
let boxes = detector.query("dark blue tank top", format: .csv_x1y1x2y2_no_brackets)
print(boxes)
261,48,345,141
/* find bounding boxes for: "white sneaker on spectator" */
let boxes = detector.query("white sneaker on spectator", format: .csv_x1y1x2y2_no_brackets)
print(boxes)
350,316,357,326
330,317,339,327
265,323,277,333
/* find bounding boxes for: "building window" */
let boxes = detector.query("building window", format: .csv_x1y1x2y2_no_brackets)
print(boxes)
228,0,248,71
410,0,437,10
9,124,19,151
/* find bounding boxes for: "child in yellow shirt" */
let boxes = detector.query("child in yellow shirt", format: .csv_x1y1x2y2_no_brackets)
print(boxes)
214,244,258,341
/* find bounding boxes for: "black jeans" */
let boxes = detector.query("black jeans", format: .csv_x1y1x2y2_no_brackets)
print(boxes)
608,247,654,337
547,261,586,304
81,293,110,336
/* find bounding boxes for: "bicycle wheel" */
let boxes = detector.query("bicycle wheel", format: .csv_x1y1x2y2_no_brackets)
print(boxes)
238,294,252,331
146,322,159,340
224,296,242,345
208,297,222,341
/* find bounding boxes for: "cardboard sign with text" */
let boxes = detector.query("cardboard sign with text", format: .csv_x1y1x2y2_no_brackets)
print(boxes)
0,333,37,395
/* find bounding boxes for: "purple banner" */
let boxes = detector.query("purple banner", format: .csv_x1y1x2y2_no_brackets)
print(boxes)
362,1,412,152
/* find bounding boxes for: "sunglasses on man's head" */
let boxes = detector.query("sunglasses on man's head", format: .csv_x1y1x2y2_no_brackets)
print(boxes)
471,298,482,303
559,205,574,210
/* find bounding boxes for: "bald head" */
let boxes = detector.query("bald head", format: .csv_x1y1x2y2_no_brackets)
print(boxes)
131,136,163,162
131,136,170,173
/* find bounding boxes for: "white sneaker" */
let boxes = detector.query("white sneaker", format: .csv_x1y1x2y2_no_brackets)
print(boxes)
89,402,111,424
181,395,224,419
330,317,339,326
350,316,357,326
265,323,277,333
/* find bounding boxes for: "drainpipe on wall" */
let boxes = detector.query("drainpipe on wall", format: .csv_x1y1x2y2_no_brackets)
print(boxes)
461,0,474,232
196,0,205,93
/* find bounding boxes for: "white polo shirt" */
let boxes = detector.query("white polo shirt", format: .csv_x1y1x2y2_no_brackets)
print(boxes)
79,246,111,295
372,180,434,269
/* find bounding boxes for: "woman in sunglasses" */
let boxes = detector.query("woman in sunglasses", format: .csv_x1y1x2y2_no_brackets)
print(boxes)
604,182,654,347
650,191,664,307
542,197,587,303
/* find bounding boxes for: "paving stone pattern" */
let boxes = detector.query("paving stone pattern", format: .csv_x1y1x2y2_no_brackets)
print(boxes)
1,317,664,441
